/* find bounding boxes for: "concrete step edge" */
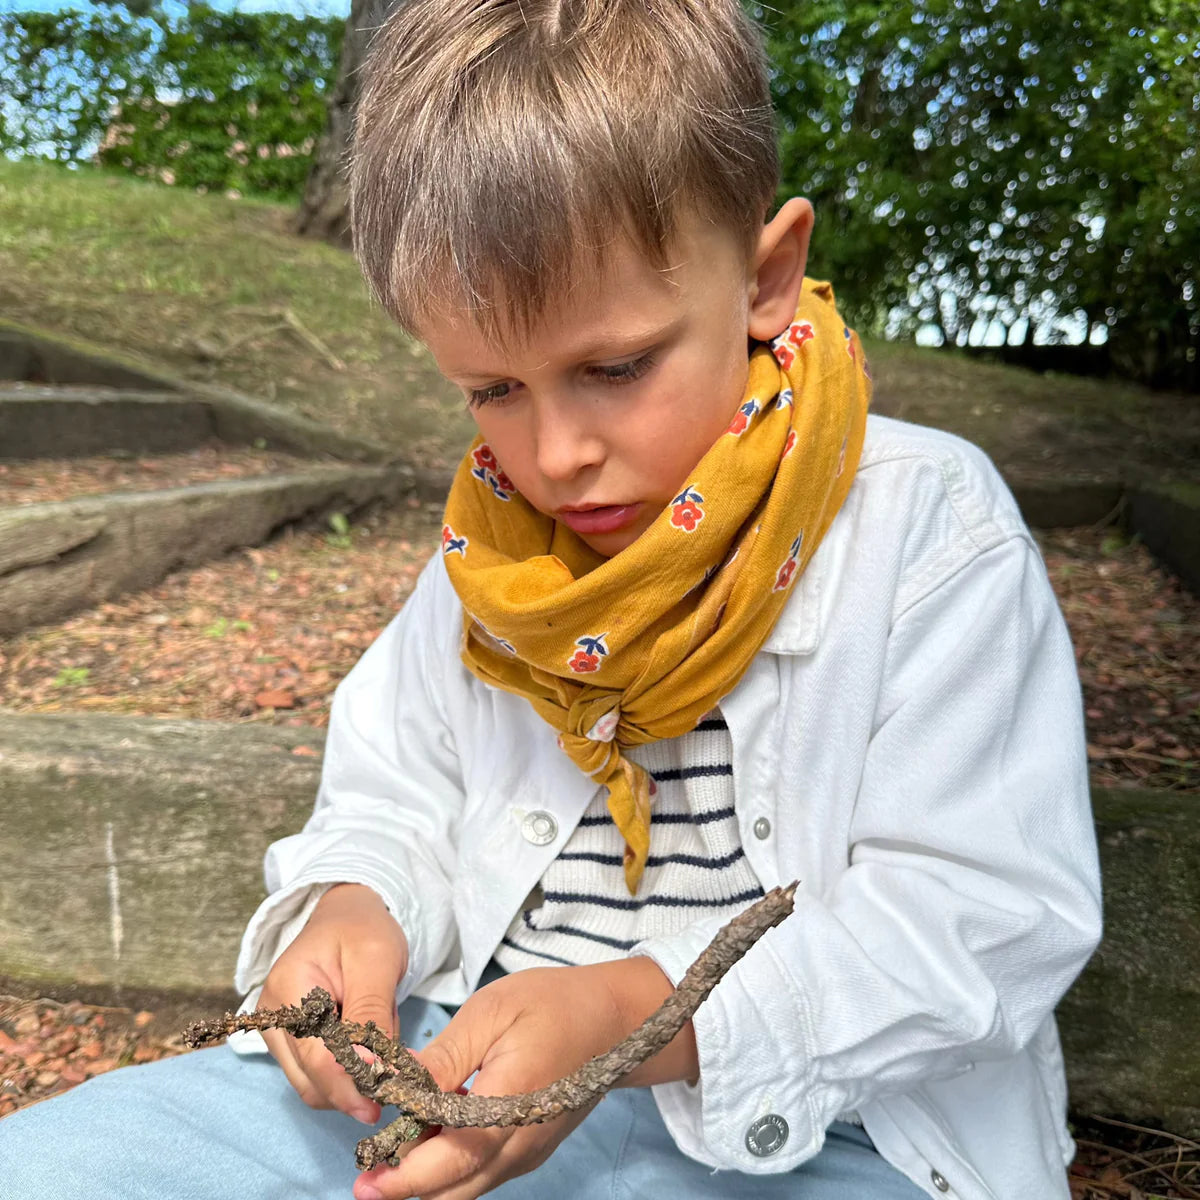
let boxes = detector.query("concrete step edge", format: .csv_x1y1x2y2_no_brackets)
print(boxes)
0,710,1196,1133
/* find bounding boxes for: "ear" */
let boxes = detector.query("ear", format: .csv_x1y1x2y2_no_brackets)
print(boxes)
747,197,814,343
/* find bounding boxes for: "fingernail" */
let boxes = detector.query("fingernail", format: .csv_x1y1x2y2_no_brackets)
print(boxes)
353,1105,379,1125
355,1185,383,1200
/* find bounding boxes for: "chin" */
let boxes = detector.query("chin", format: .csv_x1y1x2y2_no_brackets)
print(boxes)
581,522,650,559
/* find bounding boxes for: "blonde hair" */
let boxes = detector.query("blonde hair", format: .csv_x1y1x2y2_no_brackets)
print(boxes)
350,0,779,338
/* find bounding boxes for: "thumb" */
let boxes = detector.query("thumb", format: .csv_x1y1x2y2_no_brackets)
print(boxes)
340,988,400,1041
338,942,403,1040
299,950,401,1123
410,1001,493,1094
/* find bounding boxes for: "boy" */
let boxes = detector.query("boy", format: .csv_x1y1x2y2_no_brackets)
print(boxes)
0,1,1101,1198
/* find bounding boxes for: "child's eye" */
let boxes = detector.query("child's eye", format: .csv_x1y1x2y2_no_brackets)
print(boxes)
468,381,515,408
589,352,656,385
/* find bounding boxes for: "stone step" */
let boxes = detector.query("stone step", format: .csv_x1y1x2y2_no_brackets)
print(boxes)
0,319,388,463
0,711,1195,1135
0,713,322,1004
1,386,223,459
0,465,414,635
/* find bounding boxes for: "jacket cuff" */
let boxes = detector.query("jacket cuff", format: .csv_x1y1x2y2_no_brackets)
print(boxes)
635,923,827,1174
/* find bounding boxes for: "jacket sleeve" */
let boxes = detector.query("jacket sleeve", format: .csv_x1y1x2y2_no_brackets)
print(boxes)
232,555,466,1015
635,534,1103,1171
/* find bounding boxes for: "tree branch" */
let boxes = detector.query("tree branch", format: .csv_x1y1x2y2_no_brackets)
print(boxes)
185,881,797,1168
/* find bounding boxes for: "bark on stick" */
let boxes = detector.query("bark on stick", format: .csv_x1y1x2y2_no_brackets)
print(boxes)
185,882,797,1168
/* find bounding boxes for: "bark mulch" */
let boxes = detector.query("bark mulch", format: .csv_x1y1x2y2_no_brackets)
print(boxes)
0,516,1195,790
0,992,186,1121
0,442,316,506
1039,528,1199,793
0,501,441,725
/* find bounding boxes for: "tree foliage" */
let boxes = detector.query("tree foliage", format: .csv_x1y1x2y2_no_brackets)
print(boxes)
0,3,341,199
762,0,1198,387
1,0,1195,386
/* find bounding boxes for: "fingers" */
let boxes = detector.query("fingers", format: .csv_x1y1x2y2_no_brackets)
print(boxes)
354,1004,501,1199
260,950,402,1122
356,1126,509,1200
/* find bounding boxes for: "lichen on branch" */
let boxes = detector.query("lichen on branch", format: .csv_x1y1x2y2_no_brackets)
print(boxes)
185,881,797,1168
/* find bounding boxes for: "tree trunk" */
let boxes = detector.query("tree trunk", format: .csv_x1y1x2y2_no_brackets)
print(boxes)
293,0,387,247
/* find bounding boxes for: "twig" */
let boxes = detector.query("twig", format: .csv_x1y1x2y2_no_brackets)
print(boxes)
281,307,346,371
1084,1114,1200,1152
1122,1159,1200,1185
1087,492,1128,532
1088,746,1193,768
186,882,797,1168
222,303,347,371
1075,1139,1200,1198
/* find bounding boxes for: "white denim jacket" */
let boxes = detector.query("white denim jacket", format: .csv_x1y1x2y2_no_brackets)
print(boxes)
234,415,1102,1200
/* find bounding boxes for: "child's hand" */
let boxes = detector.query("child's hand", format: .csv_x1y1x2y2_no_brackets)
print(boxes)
355,958,696,1200
258,882,409,1126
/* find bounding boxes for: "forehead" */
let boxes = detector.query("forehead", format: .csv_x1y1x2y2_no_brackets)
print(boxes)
420,218,747,376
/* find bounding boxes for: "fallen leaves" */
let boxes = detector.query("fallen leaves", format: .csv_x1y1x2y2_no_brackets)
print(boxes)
0,502,441,726
0,442,313,506
1037,527,1199,792
0,993,186,1119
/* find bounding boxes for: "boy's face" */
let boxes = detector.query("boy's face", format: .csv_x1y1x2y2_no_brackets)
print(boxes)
421,216,764,557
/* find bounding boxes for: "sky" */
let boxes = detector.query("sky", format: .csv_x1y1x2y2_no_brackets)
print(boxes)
0,0,351,16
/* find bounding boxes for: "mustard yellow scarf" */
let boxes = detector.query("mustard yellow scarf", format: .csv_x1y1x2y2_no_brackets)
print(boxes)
441,279,870,892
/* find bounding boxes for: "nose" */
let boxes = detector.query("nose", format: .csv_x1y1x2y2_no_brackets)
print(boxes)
532,394,605,483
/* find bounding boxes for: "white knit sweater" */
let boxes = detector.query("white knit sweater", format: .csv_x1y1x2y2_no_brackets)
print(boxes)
494,709,765,972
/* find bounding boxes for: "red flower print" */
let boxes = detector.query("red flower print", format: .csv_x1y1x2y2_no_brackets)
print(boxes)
568,650,601,673
567,633,609,673
790,322,815,349
782,430,797,460
774,557,798,591
726,399,760,437
494,469,515,493
773,321,815,370
671,499,704,532
669,486,705,532
472,444,499,473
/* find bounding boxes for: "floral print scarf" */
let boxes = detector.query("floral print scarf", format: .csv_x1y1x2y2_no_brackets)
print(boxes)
441,278,870,893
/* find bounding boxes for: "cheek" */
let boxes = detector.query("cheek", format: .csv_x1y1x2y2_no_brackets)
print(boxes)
638,370,744,486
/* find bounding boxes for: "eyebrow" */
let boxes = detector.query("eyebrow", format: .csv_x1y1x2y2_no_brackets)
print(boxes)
442,315,685,384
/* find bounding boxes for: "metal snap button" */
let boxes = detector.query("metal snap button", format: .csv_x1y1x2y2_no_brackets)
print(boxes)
930,1168,950,1192
745,1113,788,1156
753,816,771,840
520,810,558,846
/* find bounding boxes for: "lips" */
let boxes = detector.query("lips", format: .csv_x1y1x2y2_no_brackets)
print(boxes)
556,503,644,535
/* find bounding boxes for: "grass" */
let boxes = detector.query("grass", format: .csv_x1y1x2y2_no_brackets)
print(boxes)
0,159,470,466
1,158,1196,479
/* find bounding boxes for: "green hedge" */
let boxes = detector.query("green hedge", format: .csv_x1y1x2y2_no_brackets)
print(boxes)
0,4,341,199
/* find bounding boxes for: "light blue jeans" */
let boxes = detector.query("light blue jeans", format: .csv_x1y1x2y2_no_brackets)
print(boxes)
0,994,925,1199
